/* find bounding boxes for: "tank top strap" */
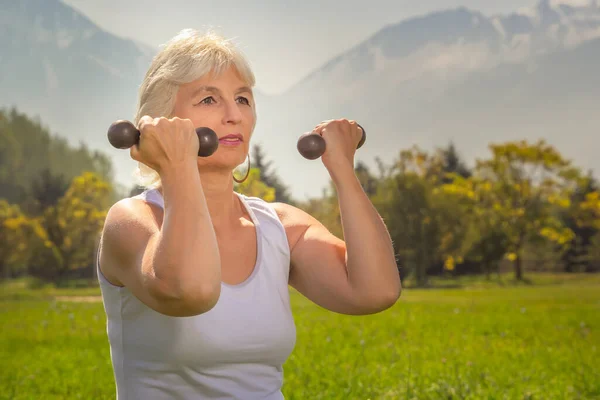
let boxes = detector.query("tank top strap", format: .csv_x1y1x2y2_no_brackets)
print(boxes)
131,188,164,209
235,193,289,257
236,194,281,224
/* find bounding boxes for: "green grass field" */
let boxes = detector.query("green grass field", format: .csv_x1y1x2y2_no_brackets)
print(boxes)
1,274,599,399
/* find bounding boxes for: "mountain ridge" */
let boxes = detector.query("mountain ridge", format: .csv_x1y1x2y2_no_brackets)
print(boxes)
1,0,598,199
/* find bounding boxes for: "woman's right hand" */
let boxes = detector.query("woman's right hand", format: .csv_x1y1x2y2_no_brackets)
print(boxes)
130,116,200,174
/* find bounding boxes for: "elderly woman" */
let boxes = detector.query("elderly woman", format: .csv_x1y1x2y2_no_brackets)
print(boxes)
97,28,400,399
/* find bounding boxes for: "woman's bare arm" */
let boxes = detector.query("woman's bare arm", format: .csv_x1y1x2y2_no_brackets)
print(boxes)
275,118,401,315
100,163,221,317
99,117,222,317
275,172,400,316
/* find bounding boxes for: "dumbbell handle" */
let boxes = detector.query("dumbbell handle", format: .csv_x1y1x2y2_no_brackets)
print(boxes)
297,124,366,160
106,120,219,157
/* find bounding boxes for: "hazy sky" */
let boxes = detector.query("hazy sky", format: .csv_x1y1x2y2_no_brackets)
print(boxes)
62,0,538,95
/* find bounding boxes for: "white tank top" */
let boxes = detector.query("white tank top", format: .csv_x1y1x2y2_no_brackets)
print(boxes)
97,189,297,399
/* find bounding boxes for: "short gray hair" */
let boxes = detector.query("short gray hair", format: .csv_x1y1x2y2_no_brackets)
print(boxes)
132,28,256,189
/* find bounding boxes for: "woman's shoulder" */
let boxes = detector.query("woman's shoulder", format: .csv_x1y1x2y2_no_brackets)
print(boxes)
101,191,164,252
106,190,164,228
239,197,319,246
98,194,163,286
236,194,303,226
269,201,318,231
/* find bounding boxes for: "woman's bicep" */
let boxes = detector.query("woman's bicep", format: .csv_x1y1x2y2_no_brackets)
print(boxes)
273,202,364,314
99,200,184,314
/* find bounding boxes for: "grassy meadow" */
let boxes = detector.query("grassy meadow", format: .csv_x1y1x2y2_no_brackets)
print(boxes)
1,273,599,399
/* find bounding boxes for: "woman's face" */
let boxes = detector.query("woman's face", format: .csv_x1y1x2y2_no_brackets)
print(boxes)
172,66,256,171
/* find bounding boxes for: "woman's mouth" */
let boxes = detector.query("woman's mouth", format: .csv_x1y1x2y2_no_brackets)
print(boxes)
219,134,243,146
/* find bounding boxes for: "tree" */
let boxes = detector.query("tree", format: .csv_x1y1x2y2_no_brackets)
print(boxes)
250,144,294,204
439,141,471,183
572,191,600,272
440,174,510,278
579,190,600,229
449,140,580,280
0,200,32,279
560,172,599,272
24,168,70,215
0,107,116,208
354,161,379,197
234,168,276,202
372,146,470,286
0,110,26,203
27,171,113,283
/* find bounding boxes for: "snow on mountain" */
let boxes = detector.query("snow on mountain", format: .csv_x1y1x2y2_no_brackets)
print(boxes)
1,0,599,199
253,0,600,199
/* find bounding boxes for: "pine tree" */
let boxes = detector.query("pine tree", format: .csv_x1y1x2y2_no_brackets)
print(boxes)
440,141,471,183
250,144,294,204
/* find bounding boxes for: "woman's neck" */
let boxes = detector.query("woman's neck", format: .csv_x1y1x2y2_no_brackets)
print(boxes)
197,170,242,230
155,167,245,232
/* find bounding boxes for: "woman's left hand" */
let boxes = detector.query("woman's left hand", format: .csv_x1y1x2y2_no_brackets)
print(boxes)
311,118,363,176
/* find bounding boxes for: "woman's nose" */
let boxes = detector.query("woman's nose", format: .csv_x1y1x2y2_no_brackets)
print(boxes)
222,101,243,124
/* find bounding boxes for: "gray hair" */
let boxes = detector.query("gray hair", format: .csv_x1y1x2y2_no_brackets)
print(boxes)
132,28,256,189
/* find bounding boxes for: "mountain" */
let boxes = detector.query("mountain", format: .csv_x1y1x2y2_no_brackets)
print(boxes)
0,0,154,144
0,0,273,194
0,0,158,190
253,0,600,199
1,0,599,200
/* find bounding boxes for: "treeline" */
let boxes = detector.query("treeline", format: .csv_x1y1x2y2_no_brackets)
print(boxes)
0,108,117,282
233,136,600,285
1,108,599,285
0,108,118,208
294,142,600,285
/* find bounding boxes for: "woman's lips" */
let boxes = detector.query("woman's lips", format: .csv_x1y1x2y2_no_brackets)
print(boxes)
218,134,243,146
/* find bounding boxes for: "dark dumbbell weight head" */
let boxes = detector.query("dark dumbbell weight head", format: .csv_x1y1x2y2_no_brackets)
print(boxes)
195,126,220,157
107,120,219,157
296,133,326,160
297,124,366,160
107,120,140,149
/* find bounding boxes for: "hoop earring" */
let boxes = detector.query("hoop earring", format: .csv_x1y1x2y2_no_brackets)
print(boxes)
233,155,251,183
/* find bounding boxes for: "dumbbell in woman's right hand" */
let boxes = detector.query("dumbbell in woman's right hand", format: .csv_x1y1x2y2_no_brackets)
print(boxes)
107,117,219,170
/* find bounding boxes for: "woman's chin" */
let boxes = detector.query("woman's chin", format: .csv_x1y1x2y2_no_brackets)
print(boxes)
196,154,247,172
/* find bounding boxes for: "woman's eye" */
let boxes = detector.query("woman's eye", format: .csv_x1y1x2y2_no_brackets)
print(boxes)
198,96,215,105
237,96,249,105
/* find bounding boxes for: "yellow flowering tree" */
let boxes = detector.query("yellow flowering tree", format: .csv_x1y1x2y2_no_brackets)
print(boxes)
234,168,276,202
578,191,600,229
28,171,112,282
440,174,510,279
0,200,32,278
442,140,580,280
